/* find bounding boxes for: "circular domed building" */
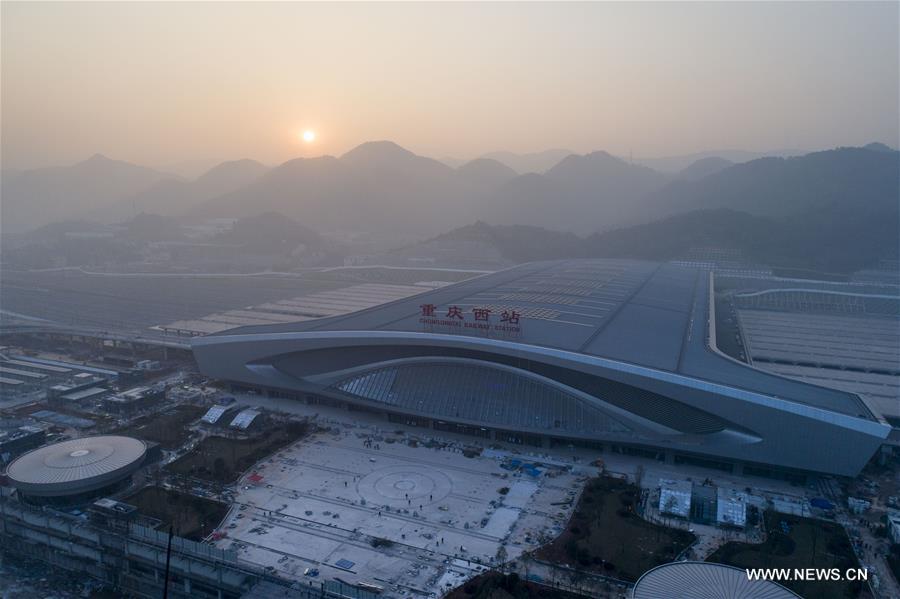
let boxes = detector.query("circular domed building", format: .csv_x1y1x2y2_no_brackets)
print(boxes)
633,562,800,599
7,435,146,505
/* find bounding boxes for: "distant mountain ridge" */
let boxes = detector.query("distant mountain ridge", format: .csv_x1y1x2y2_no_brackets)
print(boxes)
478,149,576,174
455,158,518,185
422,202,898,274
213,212,324,253
4,142,896,252
424,221,584,263
2,154,174,233
409,142,899,272
191,141,525,237
204,141,891,238
630,148,808,172
483,151,672,234
678,157,734,180
2,157,271,234
649,147,900,219
97,158,270,223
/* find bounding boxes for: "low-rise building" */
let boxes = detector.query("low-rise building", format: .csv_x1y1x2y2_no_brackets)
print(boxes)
659,479,692,519
0,425,46,465
716,488,748,528
89,497,139,533
848,497,871,514
690,483,717,524
102,386,166,416
886,511,900,544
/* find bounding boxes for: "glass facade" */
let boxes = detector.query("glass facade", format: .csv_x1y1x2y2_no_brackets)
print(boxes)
332,361,632,435
276,345,738,434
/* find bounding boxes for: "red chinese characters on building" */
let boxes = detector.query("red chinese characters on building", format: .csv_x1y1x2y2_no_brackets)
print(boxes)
419,303,522,335
446,305,464,319
500,310,521,325
472,307,492,321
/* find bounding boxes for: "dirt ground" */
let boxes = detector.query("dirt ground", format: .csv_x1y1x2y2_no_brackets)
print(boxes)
112,404,205,449
125,485,229,540
446,572,584,599
534,476,695,582
708,510,863,599
166,420,309,482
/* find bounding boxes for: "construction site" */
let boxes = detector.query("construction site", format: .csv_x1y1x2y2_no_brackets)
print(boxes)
1,262,898,599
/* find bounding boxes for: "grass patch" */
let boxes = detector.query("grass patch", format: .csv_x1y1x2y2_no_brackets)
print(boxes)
888,544,900,589
167,420,309,483
125,486,228,541
112,404,205,449
534,476,694,582
707,511,863,599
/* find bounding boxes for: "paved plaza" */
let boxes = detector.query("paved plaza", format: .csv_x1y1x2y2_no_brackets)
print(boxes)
215,422,587,597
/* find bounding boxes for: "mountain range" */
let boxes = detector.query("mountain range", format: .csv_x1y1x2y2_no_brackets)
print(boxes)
2,154,172,233
99,159,270,223
648,147,900,219
423,201,898,274
629,148,807,173
3,142,897,265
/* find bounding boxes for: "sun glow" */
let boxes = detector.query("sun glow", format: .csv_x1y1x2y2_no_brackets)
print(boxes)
302,130,316,143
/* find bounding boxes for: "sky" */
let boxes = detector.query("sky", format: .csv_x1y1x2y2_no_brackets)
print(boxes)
2,2,898,172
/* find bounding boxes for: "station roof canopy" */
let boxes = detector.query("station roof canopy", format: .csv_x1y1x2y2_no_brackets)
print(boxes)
210,259,873,420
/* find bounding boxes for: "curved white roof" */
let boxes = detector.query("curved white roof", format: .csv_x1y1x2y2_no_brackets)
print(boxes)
633,562,800,599
7,435,146,497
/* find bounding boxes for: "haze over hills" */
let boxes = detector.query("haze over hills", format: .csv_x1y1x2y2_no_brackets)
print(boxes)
189,141,523,238
1,155,268,234
100,159,270,222
1,154,174,233
649,147,900,219
477,149,576,174
415,221,585,263
272,143,889,240
485,151,672,234
394,143,900,273
200,142,679,237
454,158,519,187
864,142,895,153
678,157,734,180
471,148,808,174
630,148,808,172
3,142,896,271
583,207,899,274
418,202,898,275
190,141,469,238
212,211,324,254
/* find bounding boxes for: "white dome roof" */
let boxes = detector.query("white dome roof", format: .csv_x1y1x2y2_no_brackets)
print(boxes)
634,562,800,599
8,435,146,497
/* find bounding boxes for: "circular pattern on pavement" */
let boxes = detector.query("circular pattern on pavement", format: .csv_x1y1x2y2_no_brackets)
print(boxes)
357,464,453,507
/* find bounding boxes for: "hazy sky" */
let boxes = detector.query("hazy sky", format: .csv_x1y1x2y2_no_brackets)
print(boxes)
2,2,898,172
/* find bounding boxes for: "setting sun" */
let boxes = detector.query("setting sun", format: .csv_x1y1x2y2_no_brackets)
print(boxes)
302,130,316,143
